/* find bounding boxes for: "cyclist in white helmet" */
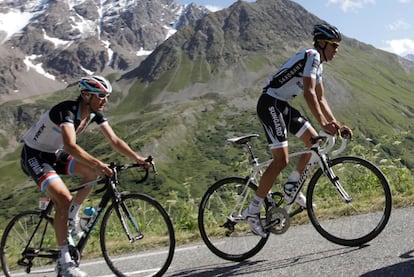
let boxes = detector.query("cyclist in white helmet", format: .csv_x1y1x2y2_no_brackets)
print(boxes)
243,23,353,238
21,76,150,277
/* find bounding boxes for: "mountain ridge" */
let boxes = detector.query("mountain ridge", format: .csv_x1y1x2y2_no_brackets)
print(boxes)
0,0,209,102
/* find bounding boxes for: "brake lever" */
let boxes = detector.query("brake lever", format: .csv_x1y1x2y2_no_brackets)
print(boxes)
146,155,158,175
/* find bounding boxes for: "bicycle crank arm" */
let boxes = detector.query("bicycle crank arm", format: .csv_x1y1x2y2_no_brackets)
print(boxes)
220,219,238,236
289,206,305,218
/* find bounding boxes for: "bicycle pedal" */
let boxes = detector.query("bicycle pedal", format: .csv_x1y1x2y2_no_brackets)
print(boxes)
130,234,144,242
27,247,40,253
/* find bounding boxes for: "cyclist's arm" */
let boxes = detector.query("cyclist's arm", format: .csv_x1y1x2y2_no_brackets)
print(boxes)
100,123,148,166
61,124,112,176
315,82,339,125
303,76,339,135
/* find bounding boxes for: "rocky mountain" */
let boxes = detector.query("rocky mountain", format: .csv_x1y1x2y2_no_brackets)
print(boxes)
405,53,414,63
124,0,316,84
114,0,414,167
0,0,209,102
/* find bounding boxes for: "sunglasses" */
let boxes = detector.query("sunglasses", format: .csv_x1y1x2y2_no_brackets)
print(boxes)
323,40,340,49
94,93,110,100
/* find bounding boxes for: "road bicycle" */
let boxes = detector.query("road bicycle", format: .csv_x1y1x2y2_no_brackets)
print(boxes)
1,157,175,277
198,132,392,261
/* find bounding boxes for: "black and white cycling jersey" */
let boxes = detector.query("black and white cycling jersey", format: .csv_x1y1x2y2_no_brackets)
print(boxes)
22,100,108,153
263,48,322,101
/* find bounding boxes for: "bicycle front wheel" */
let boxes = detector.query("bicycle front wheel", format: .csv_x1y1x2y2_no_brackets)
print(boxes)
198,177,269,262
1,211,56,276
307,156,392,246
100,193,175,277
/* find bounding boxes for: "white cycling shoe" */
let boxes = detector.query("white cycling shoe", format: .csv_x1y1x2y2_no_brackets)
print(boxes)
242,207,267,238
56,261,88,277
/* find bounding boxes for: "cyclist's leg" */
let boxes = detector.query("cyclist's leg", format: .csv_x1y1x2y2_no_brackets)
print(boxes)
255,94,290,199
256,147,288,198
287,106,317,173
283,107,318,207
243,95,290,237
70,161,96,205
21,146,87,276
55,153,97,215
21,145,71,250
296,127,318,171
34,166,73,264
45,179,72,248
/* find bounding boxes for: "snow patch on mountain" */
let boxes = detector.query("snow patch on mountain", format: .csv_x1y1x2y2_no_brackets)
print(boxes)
0,10,34,43
24,55,56,80
0,0,209,99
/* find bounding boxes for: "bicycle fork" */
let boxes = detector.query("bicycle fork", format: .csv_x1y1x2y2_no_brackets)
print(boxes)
319,154,353,203
114,198,144,243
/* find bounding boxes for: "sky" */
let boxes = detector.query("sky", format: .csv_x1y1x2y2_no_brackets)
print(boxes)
176,0,414,57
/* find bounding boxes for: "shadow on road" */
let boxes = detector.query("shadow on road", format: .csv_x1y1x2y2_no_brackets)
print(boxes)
169,245,364,276
359,249,414,277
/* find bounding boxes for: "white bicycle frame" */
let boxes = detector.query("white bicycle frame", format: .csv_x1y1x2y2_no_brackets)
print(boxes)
228,131,350,219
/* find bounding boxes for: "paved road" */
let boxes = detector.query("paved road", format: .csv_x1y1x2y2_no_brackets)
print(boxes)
164,206,414,277
4,207,414,277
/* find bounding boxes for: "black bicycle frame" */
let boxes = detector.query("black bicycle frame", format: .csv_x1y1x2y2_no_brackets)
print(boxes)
20,161,150,264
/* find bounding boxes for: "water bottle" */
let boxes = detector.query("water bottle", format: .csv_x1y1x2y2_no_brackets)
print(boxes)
284,171,300,197
80,206,96,230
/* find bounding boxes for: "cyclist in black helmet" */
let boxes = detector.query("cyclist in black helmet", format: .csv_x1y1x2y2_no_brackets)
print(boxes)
243,23,352,238
20,76,151,277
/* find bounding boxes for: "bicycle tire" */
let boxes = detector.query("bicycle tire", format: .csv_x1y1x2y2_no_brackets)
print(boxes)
1,210,56,276
100,193,175,277
306,156,392,246
198,177,269,262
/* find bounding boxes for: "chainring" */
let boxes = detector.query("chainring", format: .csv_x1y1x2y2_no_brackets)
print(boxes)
265,206,290,234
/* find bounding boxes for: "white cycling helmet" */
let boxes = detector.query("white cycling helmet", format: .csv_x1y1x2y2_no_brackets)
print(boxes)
78,75,113,95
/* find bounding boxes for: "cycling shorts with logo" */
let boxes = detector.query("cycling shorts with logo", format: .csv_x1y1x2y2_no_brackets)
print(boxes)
20,144,75,192
257,93,311,149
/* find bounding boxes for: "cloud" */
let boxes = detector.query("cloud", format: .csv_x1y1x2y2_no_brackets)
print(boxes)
387,19,411,31
383,39,414,56
327,0,375,12
205,5,223,12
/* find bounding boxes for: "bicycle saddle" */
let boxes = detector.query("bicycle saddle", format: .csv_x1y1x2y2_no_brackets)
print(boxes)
227,134,259,145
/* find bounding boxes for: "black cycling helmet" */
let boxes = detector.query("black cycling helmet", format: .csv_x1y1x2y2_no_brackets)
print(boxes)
313,23,342,42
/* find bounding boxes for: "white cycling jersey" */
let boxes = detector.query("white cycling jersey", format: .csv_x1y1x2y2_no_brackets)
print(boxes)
22,100,108,153
263,48,322,101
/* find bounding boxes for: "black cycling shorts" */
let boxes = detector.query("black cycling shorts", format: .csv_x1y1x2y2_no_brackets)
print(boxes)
21,144,75,192
257,93,311,149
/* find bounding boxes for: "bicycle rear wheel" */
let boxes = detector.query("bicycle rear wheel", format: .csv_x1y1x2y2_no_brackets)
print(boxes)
100,193,175,277
307,156,392,246
198,177,269,262
1,211,56,276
